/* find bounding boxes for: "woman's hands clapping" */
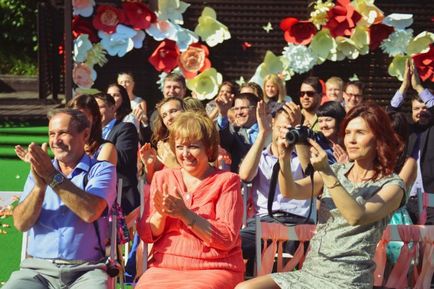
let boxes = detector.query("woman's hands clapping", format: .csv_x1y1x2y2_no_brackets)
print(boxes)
154,183,189,219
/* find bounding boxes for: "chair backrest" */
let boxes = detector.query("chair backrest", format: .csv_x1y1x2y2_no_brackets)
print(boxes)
373,224,434,289
242,182,252,228
255,215,316,276
417,188,434,225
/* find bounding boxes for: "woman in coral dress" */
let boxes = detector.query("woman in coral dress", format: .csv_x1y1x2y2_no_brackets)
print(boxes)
136,111,244,289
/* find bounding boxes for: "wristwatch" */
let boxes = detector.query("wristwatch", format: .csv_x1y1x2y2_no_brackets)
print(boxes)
49,172,65,188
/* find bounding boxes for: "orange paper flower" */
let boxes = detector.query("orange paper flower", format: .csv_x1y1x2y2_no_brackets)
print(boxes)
324,0,362,38
280,17,317,45
178,43,211,79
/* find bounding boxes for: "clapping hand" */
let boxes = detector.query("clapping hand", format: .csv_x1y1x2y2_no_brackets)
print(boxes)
154,183,188,219
215,93,234,117
281,102,302,127
256,101,272,135
333,143,349,164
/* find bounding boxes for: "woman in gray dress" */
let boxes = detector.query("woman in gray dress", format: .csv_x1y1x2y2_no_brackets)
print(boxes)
236,103,405,289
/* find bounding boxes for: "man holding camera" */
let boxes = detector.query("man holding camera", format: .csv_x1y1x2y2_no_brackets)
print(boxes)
4,109,117,289
238,101,315,276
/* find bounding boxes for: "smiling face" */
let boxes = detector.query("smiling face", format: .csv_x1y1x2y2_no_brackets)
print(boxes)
218,84,232,99
174,138,209,177
49,113,88,166
159,99,183,128
344,84,363,112
232,98,256,127
318,116,338,141
163,80,186,99
117,74,135,97
264,80,278,100
326,82,343,102
107,86,123,111
299,83,321,112
344,116,376,162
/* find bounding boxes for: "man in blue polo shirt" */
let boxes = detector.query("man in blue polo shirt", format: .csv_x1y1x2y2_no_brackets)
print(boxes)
4,109,117,289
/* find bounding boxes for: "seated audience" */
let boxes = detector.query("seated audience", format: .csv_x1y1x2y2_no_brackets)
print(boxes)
236,103,405,289
239,101,314,276
5,109,117,289
262,74,292,113
299,77,323,132
136,111,244,289
95,93,139,214
324,76,344,103
343,80,365,112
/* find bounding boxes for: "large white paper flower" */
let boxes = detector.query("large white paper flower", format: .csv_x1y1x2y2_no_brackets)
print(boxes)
98,24,136,57
333,37,359,61
351,25,369,56
380,29,413,57
309,29,337,64
382,13,413,31
158,0,190,25
406,31,434,56
186,68,223,100
146,20,178,41
73,34,93,63
72,0,95,17
194,7,231,47
282,44,317,74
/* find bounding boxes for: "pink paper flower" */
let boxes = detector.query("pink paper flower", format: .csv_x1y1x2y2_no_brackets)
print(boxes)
73,63,94,88
122,2,156,30
92,5,124,34
280,17,317,45
149,40,180,73
178,43,211,79
324,0,362,38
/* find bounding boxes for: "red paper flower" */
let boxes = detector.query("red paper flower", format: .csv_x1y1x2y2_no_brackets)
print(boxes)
280,17,317,45
122,2,156,30
73,16,98,42
149,40,180,73
324,0,362,38
178,43,211,79
92,5,124,34
369,23,394,51
413,44,434,82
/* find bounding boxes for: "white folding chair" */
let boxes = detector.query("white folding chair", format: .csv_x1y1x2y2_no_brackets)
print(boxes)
417,188,434,225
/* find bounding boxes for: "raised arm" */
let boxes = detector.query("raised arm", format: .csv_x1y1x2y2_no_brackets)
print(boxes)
239,101,271,182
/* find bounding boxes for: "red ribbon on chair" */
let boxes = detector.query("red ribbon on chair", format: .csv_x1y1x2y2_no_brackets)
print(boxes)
414,226,434,289
283,225,316,272
385,225,420,289
373,226,391,286
259,222,287,275
418,194,429,225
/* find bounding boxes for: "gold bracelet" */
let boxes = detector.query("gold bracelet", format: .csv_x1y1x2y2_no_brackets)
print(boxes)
326,179,341,190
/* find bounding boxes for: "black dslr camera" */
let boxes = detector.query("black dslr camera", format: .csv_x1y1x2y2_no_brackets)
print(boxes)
104,257,121,277
285,125,325,145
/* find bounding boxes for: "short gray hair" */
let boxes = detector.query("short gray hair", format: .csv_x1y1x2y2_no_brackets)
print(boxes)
47,108,90,133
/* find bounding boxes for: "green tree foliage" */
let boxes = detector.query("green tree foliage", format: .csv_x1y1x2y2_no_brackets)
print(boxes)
0,0,38,75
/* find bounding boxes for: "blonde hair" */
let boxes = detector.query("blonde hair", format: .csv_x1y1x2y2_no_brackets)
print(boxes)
263,74,286,103
169,111,219,162
326,76,344,89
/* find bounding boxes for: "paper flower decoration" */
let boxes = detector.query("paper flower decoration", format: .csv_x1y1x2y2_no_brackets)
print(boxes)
406,31,434,56
235,76,246,87
250,51,285,85
73,16,99,43
92,5,125,34
369,23,394,50
132,30,146,49
98,24,137,57
73,62,96,88
413,44,434,82
186,68,222,100
146,20,178,41
351,25,369,55
280,17,317,45
173,25,199,52
382,13,413,31
309,29,337,64
73,0,95,17
333,36,359,61
323,0,362,38
309,0,335,28
179,43,211,78
122,2,156,30
158,0,190,25
282,44,317,74
149,40,180,73
194,7,231,47
352,0,384,26
388,55,409,81
380,29,413,57
85,43,107,67
73,34,93,63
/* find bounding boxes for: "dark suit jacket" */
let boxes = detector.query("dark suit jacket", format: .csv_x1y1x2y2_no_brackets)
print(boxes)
106,120,139,214
218,123,253,173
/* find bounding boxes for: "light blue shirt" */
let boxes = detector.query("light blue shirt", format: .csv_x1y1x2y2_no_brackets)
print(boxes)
252,145,314,218
102,118,117,140
217,115,259,145
21,154,117,261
